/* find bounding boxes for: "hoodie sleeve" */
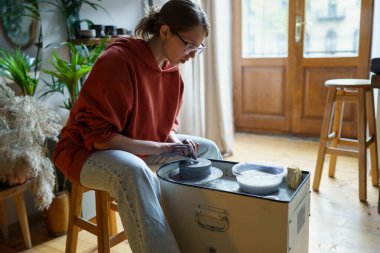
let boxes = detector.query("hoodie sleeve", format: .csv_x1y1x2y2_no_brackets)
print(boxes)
171,76,184,132
67,48,134,150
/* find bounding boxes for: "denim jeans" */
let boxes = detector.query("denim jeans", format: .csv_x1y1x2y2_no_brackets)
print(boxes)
80,134,222,253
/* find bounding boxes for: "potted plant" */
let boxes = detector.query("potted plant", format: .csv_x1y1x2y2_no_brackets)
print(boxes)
39,40,105,235
41,40,105,109
42,138,70,236
0,82,61,211
0,48,39,96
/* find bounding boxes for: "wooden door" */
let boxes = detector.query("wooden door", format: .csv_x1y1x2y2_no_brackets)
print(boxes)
233,0,374,136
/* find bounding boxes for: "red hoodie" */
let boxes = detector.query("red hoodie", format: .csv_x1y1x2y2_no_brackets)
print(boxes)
53,38,184,184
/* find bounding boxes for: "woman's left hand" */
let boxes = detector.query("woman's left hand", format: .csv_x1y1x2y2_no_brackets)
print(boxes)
181,139,200,159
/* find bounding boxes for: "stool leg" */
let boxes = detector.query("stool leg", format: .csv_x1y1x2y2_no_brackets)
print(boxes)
95,191,110,253
313,87,337,191
366,89,379,186
0,200,8,240
329,90,344,178
109,207,117,236
357,89,367,202
66,184,84,253
13,193,32,249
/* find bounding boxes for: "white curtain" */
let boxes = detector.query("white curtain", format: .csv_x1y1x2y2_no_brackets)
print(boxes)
178,0,234,156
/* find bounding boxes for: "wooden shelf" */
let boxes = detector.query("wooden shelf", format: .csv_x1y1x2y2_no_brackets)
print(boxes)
72,36,132,46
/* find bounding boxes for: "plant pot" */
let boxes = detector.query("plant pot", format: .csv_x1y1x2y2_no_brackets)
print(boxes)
42,190,70,236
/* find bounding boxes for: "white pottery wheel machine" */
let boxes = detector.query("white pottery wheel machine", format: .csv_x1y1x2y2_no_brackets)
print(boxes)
157,158,311,253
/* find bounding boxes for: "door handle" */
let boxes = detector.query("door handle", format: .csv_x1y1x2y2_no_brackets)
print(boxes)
295,16,312,43
295,15,303,43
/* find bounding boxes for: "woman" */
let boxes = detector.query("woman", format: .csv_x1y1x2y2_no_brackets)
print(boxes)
53,0,222,252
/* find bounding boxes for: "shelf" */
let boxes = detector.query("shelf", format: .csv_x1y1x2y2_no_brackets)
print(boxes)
72,36,132,46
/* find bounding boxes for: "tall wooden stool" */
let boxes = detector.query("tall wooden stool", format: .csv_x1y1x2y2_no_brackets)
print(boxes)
313,79,379,202
371,74,380,213
65,183,127,253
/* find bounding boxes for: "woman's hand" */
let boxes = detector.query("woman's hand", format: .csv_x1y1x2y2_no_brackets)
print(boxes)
93,133,200,158
161,139,200,159
181,139,200,159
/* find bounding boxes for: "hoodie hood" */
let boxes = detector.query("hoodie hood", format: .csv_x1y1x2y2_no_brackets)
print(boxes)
106,37,179,73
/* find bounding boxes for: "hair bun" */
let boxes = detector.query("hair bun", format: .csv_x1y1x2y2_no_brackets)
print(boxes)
147,7,160,23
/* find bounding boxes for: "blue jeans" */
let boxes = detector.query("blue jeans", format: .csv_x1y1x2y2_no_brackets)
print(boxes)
80,134,222,253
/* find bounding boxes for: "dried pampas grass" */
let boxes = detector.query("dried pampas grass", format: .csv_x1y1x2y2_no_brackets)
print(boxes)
0,82,61,210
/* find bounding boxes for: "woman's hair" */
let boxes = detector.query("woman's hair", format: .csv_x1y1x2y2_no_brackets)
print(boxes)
135,0,210,40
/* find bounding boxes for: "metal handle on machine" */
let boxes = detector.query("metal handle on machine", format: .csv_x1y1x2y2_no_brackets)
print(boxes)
195,205,229,232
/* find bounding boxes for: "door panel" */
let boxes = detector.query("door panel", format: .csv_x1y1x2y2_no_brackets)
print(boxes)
242,67,286,115
296,67,357,136
234,0,291,133
233,0,373,136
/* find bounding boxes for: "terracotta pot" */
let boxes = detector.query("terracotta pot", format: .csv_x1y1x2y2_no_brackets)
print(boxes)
42,190,70,236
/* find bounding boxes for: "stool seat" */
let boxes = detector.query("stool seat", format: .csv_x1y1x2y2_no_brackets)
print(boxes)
65,183,127,253
313,78,379,202
325,79,371,87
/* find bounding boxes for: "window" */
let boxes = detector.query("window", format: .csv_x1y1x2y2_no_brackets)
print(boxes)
325,29,337,54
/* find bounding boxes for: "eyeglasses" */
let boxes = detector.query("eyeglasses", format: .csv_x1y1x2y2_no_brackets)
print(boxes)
173,31,206,55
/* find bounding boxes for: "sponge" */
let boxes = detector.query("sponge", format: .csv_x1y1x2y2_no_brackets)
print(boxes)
286,165,302,190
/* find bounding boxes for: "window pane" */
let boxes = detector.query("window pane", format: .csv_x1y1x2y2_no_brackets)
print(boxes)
304,0,361,57
242,0,288,58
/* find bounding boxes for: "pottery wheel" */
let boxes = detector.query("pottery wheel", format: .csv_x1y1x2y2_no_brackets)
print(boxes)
168,158,223,184
179,158,212,179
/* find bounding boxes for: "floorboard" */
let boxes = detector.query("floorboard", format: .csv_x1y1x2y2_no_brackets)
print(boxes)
0,133,379,252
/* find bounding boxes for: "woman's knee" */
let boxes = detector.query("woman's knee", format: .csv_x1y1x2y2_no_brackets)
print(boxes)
198,139,222,160
84,150,158,186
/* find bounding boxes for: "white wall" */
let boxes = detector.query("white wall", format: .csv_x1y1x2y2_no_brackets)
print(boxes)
80,0,146,33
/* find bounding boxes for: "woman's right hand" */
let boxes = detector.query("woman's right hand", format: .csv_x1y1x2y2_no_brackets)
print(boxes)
161,142,198,159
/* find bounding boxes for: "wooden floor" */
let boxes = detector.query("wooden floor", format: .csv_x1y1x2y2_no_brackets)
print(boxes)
1,132,379,253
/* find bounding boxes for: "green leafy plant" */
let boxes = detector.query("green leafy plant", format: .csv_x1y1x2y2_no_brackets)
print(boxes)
0,48,39,96
41,40,105,109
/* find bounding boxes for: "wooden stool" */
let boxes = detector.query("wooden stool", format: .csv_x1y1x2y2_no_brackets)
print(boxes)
0,179,33,248
371,74,380,213
313,79,379,202
65,183,127,253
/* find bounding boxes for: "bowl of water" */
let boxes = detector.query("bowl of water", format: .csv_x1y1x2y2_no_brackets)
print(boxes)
232,162,287,195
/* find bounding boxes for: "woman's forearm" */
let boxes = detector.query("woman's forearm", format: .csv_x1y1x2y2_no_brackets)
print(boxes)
93,133,169,155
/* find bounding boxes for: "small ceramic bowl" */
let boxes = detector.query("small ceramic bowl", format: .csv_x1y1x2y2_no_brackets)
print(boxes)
79,29,96,38
232,161,287,195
